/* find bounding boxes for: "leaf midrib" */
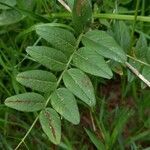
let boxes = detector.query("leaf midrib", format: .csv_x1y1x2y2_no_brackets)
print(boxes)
28,49,67,66
17,75,56,85
37,28,75,51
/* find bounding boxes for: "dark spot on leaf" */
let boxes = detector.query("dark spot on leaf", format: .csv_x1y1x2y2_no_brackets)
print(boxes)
45,111,56,139
81,76,92,88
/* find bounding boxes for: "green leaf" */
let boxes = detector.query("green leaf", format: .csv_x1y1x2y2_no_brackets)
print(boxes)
26,46,67,71
127,59,141,82
17,0,35,11
5,93,45,112
112,21,130,52
85,128,105,150
72,0,92,34
110,108,132,147
119,0,132,5
141,66,150,89
135,33,148,61
0,0,16,9
73,47,113,79
39,108,61,145
35,25,76,57
63,68,96,106
108,60,123,76
51,88,80,125
16,70,57,93
146,47,150,64
0,9,24,26
82,30,127,63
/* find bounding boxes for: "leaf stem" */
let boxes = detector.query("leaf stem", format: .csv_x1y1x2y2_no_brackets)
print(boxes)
90,110,96,132
58,0,71,12
141,0,145,29
15,33,83,150
49,13,150,22
14,37,41,68
125,62,150,88
129,0,141,50
126,55,150,67
15,116,39,150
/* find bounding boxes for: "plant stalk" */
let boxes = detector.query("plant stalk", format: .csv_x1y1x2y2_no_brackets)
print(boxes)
15,33,83,150
130,0,141,50
50,13,150,22
125,62,150,88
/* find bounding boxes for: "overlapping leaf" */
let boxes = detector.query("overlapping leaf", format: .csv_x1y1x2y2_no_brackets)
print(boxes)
141,66,150,89
72,0,92,34
39,108,61,145
146,47,150,64
51,88,80,124
26,46,67,71
16,70,57,93
73,47,113,79
112,21,130,52
0,0,16,9
35,25,76,57
0,9,23,26
65,0,74,10
5,93,45,112
135,33,148,61
63,68,96,106
82,30,127,63
85,129,105,150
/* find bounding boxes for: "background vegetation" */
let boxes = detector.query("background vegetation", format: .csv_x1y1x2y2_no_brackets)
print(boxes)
0,0,150,149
